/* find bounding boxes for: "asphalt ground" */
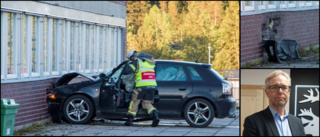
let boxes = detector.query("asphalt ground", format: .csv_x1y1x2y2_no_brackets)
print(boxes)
18,109,239,136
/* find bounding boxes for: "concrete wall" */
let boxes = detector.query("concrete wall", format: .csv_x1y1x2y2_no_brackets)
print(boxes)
241,9,319,64
39,1,126,19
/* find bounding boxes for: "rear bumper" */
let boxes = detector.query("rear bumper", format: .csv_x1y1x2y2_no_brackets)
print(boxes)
215,97,236,118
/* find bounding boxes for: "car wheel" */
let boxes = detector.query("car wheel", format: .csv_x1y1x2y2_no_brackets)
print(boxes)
184,99,214,128
62,95,94,124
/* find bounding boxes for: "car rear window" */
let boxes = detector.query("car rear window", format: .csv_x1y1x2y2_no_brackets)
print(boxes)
156,64,187,81
187,66,203,81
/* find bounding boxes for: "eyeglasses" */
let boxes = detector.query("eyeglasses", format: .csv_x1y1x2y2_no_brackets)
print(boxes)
267,85,291,93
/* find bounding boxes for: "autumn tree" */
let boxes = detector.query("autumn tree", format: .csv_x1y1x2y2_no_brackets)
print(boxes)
178,1,214,63
130,5,175,59
212,1,239,70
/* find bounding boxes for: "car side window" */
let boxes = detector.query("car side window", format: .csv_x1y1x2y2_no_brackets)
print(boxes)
156,64,186,81
105,64,125,85
187,66,203,81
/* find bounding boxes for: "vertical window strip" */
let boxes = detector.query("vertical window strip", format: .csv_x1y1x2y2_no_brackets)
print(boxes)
1,12,8,80
56,19,63,75
43,17,48,76
117,27,122,65
101,26,106,72
37,16,44,77
7,13,14,77
65,20,71,73
74,22,80,72
88,24,93,73
94,25,99,73
21,14,27,78
105,26,110,72
52,19,57,74
107,26,112,72
47,18,53,76
61,20,66,74
26,15,32,78
81,23,86,73
111,27,115,68
14,13,21,79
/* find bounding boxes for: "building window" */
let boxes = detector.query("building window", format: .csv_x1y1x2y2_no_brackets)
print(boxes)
268,1,276,9
288,1,296,8
244,1,254,11
7,13,14,75
298,1,306,7
258,1,267,10
305,1,313,7
241,1,319,15
1,11,123,82
280,1,288,9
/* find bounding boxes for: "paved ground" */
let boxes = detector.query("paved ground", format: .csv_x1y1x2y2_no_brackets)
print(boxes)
18,110,239,136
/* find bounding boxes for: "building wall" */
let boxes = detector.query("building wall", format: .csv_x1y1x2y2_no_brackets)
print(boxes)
1,1,127,129
241,9,319,64
1,79,55,127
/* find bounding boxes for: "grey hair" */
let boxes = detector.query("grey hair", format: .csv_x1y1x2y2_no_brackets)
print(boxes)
265,70,291,89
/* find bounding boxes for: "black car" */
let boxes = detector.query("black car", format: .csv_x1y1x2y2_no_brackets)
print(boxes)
47,60,236,127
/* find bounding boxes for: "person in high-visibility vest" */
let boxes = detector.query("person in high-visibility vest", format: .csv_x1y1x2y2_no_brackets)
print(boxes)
122,50,160,127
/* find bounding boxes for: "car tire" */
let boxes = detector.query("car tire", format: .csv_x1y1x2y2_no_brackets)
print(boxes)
183,98,214,128
62,95,94,124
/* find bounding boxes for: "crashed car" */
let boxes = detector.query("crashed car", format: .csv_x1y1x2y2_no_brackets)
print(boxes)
47,60,236,128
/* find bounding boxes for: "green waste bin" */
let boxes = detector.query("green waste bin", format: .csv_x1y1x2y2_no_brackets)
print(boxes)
1,99,20,136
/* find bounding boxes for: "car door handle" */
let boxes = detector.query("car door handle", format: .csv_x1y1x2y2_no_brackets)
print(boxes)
178,87,187,91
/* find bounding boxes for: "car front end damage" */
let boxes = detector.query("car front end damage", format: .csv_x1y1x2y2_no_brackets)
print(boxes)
46,72,98,123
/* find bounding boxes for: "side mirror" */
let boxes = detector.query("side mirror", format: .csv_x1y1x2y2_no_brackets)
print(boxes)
99,73,108,82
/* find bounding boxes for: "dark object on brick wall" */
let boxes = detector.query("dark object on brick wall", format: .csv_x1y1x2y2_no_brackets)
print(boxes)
280,39,301,59
263,39,300,63
263,40,282,62
48,103,63,123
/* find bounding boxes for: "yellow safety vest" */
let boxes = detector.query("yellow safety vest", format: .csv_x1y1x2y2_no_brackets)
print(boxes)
131,59,157,87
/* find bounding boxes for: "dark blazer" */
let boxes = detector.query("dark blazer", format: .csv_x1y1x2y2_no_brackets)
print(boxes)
243,107,305,136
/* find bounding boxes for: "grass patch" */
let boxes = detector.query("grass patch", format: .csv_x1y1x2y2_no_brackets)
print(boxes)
251,59,261,66
310,44,319,53
14,121,51,136
241,59,263,68
298,46,308,57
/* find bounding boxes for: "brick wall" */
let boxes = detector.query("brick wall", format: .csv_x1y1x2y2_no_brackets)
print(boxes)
1,79,56,127
0,76,94,128
241,9,319,64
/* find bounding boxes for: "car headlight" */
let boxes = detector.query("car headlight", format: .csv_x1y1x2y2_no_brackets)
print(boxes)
48,93,57,100
222,82,232,95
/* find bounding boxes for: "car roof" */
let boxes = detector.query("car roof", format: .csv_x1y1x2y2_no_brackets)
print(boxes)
155,60,212,67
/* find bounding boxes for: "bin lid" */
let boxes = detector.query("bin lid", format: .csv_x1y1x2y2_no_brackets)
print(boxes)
1,98,20,107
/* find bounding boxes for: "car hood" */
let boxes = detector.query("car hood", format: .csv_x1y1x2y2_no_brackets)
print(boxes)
55,72,96,87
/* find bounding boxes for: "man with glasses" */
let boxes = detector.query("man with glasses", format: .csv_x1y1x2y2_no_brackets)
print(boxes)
243,70,305,136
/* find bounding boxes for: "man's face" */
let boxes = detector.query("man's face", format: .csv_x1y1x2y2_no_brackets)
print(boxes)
265,74,291,108
130,56,136,61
